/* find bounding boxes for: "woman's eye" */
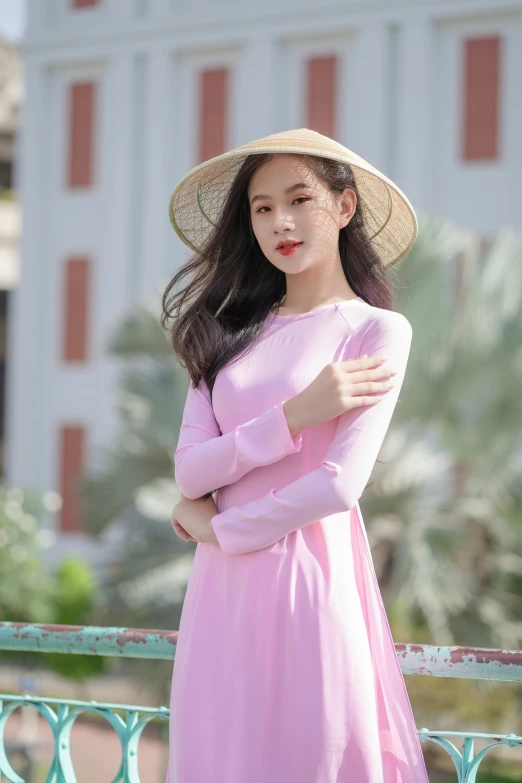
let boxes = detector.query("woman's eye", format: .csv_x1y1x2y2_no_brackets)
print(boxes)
256,197,310,214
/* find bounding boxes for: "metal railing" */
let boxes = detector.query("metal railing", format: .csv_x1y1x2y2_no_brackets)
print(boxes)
0,622,521,782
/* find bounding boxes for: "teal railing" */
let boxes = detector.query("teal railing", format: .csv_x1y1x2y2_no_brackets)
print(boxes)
0,622,521,782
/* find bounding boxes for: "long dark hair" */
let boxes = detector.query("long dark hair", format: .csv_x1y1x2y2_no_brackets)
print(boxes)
161,153,394,395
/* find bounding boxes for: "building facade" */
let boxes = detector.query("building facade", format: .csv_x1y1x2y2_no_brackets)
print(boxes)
6,0,522,564
0,36,23,478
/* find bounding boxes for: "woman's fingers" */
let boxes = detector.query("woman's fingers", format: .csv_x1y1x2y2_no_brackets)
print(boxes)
174,523,195,542
171,513,196,542
346,365,397,383
350,380,395,397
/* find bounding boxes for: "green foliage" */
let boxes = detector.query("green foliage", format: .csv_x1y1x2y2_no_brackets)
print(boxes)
0,484,57,623
40,557,111,681
0,483,112,680
53,557,97,622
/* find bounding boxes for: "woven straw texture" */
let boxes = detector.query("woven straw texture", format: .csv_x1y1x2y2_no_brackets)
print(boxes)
168,128,417,268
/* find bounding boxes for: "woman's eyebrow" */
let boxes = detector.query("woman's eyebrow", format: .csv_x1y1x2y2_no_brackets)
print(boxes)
250,182,312,206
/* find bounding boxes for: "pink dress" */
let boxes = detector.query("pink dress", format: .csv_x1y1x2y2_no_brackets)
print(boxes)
166,297,430,783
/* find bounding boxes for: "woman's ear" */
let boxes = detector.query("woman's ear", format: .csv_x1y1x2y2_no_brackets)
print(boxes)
339,188,357,228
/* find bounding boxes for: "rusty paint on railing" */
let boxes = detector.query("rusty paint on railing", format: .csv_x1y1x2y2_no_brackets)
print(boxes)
395,642,522,681
1,623,522,682
0,622,177,659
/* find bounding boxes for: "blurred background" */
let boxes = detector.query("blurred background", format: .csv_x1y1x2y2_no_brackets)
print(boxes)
0,0,521,781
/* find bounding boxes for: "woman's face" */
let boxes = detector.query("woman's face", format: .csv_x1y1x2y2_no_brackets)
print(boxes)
247,154,356,273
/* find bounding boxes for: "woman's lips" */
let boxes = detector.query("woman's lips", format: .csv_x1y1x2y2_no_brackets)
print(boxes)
277,242,303,256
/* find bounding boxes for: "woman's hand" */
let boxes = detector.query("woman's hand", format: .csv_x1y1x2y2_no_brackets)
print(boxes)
283,354,397,434
171,514,197,542
171,492,219,545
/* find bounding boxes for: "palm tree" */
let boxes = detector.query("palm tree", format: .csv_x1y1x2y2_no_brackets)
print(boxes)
362,211,522,651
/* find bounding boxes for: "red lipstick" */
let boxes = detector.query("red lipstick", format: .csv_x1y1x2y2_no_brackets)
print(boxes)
277,242,303,256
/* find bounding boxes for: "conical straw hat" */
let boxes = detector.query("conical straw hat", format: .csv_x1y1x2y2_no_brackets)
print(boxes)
168,127,417,268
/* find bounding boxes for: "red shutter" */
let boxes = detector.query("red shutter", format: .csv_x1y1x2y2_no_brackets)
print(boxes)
199,68,229,164
462,36,501,161
306,55,337,139
63,257,90,362
67,82,96,187
58,425,86,533
71,0,99,8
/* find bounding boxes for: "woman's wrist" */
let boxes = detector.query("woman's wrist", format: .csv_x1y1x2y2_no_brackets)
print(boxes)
283,398,306,437
206,517,219,544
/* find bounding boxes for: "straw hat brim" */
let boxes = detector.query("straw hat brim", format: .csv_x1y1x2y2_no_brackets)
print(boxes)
168,128,417,268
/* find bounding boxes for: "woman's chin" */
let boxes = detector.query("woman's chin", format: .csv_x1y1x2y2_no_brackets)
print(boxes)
268,252,313,272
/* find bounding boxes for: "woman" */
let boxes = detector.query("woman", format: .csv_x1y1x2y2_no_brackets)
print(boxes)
162,128,430,782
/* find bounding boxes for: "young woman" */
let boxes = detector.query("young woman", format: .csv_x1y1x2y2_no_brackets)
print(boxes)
162,128,430,783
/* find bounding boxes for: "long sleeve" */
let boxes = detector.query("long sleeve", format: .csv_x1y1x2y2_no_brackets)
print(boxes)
174,378,303,499
211,311,412,555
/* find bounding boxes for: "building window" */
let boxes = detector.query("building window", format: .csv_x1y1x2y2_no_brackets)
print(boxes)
62,257,90,362
71,0,99,8
462,35,501,161
58,425,86,532
67,82,96,188
306,55,338,139
198,68,229,164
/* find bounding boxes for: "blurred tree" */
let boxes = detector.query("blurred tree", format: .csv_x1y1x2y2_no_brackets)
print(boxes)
0,485,58,624
363,212,522,653
80,298,192,705
41,557,111,683
0,486,110,687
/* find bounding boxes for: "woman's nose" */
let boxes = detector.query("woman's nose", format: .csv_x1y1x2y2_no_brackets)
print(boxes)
273,211,295,231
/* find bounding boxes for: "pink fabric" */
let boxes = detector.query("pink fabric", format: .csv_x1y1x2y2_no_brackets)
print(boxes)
167,297,430,783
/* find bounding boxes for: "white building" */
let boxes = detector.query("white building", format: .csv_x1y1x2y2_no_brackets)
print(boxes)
0,36,23,477
6,0,522,565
